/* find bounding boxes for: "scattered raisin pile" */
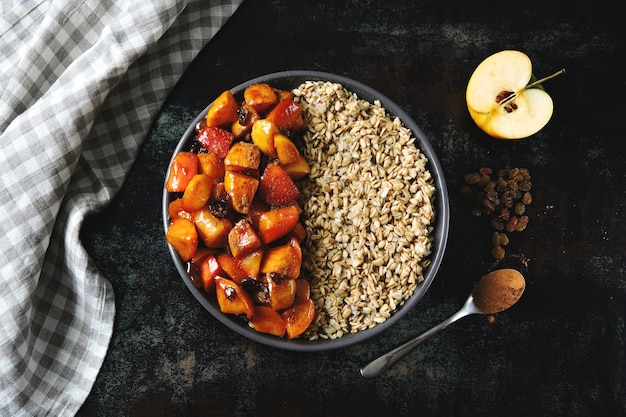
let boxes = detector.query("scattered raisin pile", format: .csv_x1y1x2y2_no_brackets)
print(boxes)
459,167,533,260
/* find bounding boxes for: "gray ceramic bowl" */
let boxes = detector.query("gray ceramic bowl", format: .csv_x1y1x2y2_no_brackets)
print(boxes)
163,70,449,352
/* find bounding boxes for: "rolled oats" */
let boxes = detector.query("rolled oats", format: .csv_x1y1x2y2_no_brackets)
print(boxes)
293,81,436,341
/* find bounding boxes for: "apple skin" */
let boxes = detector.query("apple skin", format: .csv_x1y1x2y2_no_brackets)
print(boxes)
466,50,554,140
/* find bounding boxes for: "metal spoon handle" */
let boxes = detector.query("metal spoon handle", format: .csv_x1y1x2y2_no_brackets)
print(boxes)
360,304,475,379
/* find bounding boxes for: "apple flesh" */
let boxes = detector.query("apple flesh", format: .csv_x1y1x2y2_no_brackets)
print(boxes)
466,50,555,140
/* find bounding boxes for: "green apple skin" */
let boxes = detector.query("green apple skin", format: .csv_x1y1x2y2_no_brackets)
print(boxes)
466,50,554,140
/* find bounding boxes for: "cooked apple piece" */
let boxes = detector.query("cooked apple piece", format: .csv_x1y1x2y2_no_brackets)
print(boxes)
228,218,263,258
239,249,263,280
196,126,234,159
265,99,305,134
282,298,315,339
193,207,233,249
294,278,311,301
283,155,311,181
200,255,224,293
215,276,255,319
168,198,192,221
249,306,286,337
259,244,301,281
224,141,261,171
258,163,299,206
231,104,260,138
262,274,297,311
273,133,300,165
197,152,225,179
244,83,278,113
216,253,248,284
224,169,259,214
251,119,278,158
205,90,239,128
181,174,213,212
257,204,301,244
165,152,199,192
166,218,198,261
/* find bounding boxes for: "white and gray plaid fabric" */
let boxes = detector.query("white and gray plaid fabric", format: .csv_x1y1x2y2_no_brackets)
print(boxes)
0,0,241,415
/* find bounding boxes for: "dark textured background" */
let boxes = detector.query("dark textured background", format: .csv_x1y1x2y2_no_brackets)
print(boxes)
79,1,626,416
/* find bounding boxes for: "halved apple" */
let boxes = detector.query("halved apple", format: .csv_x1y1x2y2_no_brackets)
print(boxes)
466,50,562,140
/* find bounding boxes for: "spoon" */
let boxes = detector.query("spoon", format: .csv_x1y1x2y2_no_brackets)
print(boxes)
360,268,525,379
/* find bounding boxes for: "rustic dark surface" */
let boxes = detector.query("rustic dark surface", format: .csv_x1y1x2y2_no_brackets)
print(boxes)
79,1,626,416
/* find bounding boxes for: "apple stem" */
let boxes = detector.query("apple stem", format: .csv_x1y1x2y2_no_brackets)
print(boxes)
499,68,566,106
525,68,566,90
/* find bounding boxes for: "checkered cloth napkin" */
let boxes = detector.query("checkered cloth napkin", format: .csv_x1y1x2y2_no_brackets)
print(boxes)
0,0,241,415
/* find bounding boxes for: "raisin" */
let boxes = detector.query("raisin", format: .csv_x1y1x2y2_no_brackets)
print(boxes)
492,246,505,260
464,172,481,184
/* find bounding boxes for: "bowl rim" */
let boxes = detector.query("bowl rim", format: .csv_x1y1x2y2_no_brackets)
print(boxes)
162,70,449,352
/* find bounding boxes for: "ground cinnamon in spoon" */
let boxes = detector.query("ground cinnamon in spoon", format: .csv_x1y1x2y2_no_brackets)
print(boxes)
472,269,525,314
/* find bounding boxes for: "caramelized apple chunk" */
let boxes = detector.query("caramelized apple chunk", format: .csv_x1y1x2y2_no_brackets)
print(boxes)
251,119,278,158
244,83,278,113
197,152,225,179
259,244,301,281
224,141,261,171
165,152,198,193
224,169,259,214
250,306,286,337
273,133,301,165
215,277,255,319
182,174,213,212
265,99,305,134
194,208,232,249
206,90,239,128
166,218,198,261
282,298,316,339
